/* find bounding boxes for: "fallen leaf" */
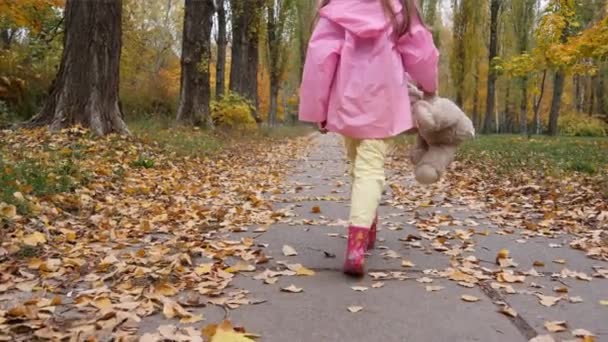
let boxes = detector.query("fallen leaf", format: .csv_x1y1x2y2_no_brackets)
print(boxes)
569,296,583,303
533,261,545,267
416,277,433,283
371,282,385,288
22,232,46,246
497,271,525,283
207,320,256,342
0,203,17,219
282,245,297,256
286,264,315,276
93,297,113,312
544,320,567,332
572,328,595,337
195,263,213,275
537,294,561,307
281,285,303,293
401,259,415,268
496,248,510,264
225,262,256,273
311,206,321,214
499,305,518,318
426,286,444,292
351,286,368,292
553,259,566,264
347,306,363,313
461,295,480,302
600,300,608,306
458,282,475,288
529,335,555,342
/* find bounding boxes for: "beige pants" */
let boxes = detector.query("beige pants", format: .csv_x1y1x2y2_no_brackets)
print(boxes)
344,137,392,228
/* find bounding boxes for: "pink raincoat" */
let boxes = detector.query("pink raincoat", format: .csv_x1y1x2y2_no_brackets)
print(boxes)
299,0,439,139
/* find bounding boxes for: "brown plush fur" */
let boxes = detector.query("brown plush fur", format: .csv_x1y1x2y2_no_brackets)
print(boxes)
408,84,475,184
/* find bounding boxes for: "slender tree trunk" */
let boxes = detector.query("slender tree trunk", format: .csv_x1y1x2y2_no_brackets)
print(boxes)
483,0,502,134
176,0,215,126
503,84,511,133
472,74,480,131
597,72,606,115
230,0,263,122
28,0,128,136
215,0,227,100
588,75,598,115
520,76,528,135
548,71,565,136
532,69,547,135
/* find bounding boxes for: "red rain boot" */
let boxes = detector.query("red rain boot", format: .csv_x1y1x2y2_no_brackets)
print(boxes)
344,226,369,277
367,214,379,250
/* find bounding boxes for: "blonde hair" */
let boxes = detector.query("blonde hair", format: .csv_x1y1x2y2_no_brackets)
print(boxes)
314,0,423,36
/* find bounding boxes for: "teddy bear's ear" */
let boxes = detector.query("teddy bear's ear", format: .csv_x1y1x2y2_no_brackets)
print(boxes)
407,83,423,101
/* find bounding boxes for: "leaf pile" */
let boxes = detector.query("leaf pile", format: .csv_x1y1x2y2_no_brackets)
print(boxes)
0,127,309,340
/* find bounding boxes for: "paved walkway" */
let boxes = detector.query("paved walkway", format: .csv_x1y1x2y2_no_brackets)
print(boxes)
148,134,608,341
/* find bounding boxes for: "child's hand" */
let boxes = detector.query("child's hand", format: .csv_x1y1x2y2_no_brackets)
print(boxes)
318,121,328,134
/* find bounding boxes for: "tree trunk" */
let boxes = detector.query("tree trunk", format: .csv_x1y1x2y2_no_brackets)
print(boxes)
548,71,565,136
451,0,466,108
532,69,547,135
215,0,227,100
520,76,528,135
483,0,501,134
597,72,606,115
269,84,279,126
230,0,264,122
176,0,215,126
502,84,511,133
588,75,598,115
472,74,480,131
28,0,128,136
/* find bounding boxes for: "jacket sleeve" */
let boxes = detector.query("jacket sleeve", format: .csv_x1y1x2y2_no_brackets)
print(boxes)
298,17,344,123
397,14,439,94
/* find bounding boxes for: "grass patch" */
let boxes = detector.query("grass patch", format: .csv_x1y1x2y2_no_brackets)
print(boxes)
129,116,311,157
459,135,608,175
0,148,87,215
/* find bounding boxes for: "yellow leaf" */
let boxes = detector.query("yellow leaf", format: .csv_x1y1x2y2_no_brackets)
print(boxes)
93,297,113,312
600,300,608,306
195,263,213,275
60,228,76,242
401,260,415,268
0,203,17,219
22,232,46,246
225,262,256,274
209,320,255,342
154,282,179,297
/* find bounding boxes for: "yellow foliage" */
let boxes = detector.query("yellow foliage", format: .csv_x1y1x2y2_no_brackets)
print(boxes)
559,112,608,137
211,93,256,130
0,0,63,32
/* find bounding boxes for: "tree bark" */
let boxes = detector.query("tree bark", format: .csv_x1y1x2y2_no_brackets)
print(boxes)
597,72,606,115
28,0,128,136
548,71,565,136
176,0,215,126
230,0,264,122
215,0,227,100
532,69,547,135
483,0,502,134
520,76,528,135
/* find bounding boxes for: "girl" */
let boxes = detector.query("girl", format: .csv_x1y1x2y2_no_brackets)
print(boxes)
299,0,439,276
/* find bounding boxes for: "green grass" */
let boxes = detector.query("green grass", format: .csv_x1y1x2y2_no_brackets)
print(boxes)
459,135,608,174
128,116,312,157
0,152,86,215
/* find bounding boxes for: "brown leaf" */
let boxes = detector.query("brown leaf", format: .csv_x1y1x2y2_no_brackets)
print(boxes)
544,320,567,332
537,294,561,307
311,206,321,214
461,295,480,302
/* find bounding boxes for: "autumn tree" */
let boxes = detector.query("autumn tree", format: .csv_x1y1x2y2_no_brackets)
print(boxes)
176,0,215,126
29,0,129,135
294,0,316,79
215,0,228,100
482,0,503,134
266,0,295,126
511,0,537,135
230,0,265,121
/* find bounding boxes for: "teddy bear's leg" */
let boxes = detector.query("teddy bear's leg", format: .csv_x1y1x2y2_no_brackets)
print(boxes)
409,134,429,165
415,144,458,184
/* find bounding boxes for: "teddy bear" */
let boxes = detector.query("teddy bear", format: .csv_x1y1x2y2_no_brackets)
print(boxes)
407,84,475,184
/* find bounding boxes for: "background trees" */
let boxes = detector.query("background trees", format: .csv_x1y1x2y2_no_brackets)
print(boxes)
0,0,606,136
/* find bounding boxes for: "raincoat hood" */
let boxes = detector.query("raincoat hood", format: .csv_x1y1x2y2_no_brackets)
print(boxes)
319,0,403,38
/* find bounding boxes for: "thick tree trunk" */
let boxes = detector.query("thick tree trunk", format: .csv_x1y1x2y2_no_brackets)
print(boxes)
176,0,215,126
548,71,565,136
472,74,480,130
483,0,501,134
29,0,128,136
230,0,263,122
269,84,279,126
215,0,227,100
